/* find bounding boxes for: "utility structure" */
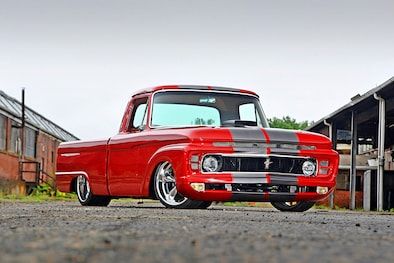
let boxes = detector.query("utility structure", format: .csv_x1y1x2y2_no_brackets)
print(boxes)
308,77,394,211
0,89,78,194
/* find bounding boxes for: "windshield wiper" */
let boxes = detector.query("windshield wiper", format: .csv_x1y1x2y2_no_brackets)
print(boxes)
222,120,258,127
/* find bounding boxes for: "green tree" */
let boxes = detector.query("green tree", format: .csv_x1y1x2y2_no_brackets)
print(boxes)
194,118,215,125
268,116,310,130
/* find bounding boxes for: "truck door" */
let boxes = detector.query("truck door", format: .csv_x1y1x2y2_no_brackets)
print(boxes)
107,96,149,196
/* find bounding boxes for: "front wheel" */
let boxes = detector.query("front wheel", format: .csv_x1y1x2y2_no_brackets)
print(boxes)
76,175,111,206
153,162,208,209
198,201,212,209
271,201,315,212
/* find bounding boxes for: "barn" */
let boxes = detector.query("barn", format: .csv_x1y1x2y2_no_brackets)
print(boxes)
0,90,78,194
307,77,394,211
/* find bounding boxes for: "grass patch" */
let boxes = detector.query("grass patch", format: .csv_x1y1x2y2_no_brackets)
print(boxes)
0,185,76,203
314,204,333,210
0,193,76,202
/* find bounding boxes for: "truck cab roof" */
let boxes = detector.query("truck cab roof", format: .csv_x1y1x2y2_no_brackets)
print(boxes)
132,85,259,97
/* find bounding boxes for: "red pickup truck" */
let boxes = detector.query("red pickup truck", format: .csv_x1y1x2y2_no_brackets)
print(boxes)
56,85,339,212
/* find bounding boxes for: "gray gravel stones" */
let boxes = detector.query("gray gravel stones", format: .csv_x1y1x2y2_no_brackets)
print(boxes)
0,201,393,263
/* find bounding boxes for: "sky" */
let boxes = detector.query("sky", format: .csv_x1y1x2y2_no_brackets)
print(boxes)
0,0,393,140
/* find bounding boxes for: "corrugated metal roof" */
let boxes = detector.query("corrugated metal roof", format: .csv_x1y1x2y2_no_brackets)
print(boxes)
307,77,394,131
0,90,79,142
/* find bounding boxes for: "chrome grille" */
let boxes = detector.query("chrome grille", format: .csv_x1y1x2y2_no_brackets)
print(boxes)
202,154,316,175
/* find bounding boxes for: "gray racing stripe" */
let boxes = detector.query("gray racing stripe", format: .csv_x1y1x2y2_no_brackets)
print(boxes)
210,86,241,92
228,128,268,153
178,85,210,90
177,85,241,93
264,129,299,144
229,128,267,141
269,148,299,155
233,142,269,153
232,172,269,184
269,175,298,186
232,178,269,184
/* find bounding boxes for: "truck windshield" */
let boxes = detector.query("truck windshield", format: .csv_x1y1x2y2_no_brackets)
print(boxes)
151,91,269,128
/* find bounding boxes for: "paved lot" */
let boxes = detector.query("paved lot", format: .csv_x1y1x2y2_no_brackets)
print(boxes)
0,201,393,263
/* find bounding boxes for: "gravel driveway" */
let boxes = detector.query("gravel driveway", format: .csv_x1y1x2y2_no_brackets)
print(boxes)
0,201,393,263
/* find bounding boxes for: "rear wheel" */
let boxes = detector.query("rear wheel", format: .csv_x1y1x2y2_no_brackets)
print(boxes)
153,162,207,209
76,175,111,206
271,201,315,212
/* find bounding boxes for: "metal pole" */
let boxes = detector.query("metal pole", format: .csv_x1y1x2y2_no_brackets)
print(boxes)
21,88,25,159
363,170,371,211
19,88,26,181
374,93,385,211
349,111,357,210
324,119,335,209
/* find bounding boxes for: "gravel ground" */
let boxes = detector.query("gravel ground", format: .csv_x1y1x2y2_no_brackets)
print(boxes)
0,201,393,263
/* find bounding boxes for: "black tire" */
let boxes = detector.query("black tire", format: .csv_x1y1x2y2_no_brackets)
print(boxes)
75,175,111,207
153,162,205,209
197,201,212,209
87,196,111,207
271,201,315,212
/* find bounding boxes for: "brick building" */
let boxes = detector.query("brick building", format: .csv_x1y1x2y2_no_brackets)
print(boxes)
0,90,78,194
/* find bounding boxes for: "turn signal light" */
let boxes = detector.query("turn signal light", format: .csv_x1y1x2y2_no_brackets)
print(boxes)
319,160,330,175
190,155,200,171
320,160,329,167
316,187,329,195
191,183,205,192
319,168,329,175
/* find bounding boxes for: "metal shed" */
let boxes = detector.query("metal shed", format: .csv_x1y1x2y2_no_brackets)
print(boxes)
307,77,394,211
0,90,78,194
0,90,77,142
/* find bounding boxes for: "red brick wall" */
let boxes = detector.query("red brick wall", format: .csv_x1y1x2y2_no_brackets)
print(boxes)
318,190,363,209
35,132,60,183
0,117,19,181
0,151,19,181
0,114,61,187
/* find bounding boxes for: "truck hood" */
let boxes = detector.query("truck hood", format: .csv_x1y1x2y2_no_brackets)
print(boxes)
60,127,332,151
152,126,332,149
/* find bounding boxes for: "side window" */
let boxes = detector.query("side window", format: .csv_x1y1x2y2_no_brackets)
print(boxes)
0,115,6,150
239,103,257,122
129,98,149,131
24,127,37,158
10,121,20,153
239,103,263,126
132,104,147,129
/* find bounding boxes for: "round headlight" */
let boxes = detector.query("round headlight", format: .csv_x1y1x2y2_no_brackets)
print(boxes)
302,160,316,176
202,156,222,172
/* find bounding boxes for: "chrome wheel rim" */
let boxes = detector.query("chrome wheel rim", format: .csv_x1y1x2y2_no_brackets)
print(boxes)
76,175,90,202
155,162,187,206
